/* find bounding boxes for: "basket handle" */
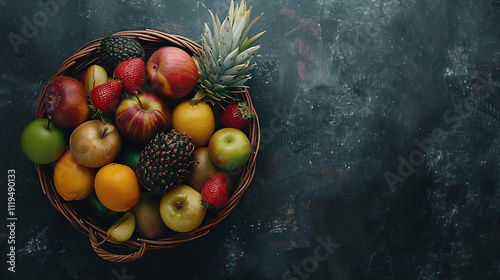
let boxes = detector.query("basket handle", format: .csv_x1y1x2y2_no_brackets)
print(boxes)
88,229,148,262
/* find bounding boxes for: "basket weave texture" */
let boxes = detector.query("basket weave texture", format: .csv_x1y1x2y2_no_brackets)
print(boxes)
34,29,260,262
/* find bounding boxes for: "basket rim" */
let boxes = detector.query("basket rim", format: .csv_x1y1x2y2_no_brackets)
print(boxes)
35,29,261,262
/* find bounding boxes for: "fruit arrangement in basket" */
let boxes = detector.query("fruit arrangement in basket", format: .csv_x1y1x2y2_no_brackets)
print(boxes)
20,0,263,261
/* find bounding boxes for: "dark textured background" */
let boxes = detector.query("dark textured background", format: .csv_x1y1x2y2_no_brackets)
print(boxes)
2,0,500,279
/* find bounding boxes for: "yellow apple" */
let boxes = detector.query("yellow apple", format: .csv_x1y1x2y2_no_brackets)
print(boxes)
159,184,206,233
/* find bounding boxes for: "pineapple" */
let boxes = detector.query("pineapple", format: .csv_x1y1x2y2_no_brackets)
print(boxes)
193,0,266,106
100,35,145,75
136,130,196,195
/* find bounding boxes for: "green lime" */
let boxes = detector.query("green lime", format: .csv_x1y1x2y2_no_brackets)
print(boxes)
88,192,121,224
117,144,143,171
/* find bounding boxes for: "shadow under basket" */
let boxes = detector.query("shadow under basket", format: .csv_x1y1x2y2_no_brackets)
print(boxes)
34,29,260,262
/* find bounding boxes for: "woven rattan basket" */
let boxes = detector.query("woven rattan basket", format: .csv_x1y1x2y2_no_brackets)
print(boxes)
34,29,260,262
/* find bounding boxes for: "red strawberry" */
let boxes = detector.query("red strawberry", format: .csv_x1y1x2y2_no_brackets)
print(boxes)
114,58,145,95
90,80,123,113
201,173,229,209
220,101,256,129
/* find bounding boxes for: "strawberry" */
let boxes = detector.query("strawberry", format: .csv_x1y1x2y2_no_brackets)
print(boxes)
114,58,145,95
90,80,123,113
220,101,256,129
201,173,229,209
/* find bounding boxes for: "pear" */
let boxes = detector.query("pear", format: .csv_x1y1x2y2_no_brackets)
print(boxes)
98,211,135,246
132,192,165,240
84,65,108,93
187,147,220,192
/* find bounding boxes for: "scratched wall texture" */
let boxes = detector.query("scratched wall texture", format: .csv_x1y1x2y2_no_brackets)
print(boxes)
248,0,500,279
1,0,500,279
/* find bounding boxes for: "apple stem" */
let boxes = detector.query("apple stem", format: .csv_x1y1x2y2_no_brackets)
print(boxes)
101,127,108,139
46,115,52,130
135,95,143,107
97,235,111,247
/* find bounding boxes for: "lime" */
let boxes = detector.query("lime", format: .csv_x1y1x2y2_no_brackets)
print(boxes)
88,192,121,224
117,144,143,171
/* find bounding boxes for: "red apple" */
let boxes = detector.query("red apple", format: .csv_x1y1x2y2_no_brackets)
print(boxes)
146,47,198,99
79,69,87,85
115,92,172,143
45,76,90,128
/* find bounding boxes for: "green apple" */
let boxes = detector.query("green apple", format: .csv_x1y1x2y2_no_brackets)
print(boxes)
208,128,251,171
21,118,66,164
159,184,206,233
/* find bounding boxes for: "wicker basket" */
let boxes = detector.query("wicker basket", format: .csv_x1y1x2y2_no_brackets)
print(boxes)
34,29,260,262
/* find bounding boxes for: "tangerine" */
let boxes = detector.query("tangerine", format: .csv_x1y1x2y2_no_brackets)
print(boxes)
172,100,215,147
94,163,141,212
53,149,96,201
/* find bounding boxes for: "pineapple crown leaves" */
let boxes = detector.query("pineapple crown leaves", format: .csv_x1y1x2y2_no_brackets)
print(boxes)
193,0,266,106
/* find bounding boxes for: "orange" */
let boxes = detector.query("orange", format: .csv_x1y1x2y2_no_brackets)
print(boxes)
54,150,96,201
94,163,141,212
172,100,215,147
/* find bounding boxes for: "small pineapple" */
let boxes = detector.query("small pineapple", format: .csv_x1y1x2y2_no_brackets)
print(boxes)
136,130,196,195
193,0,266,106
100,35,145,75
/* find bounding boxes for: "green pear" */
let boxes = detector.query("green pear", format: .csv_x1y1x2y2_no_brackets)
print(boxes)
132,192,165,240
187,147,220,192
